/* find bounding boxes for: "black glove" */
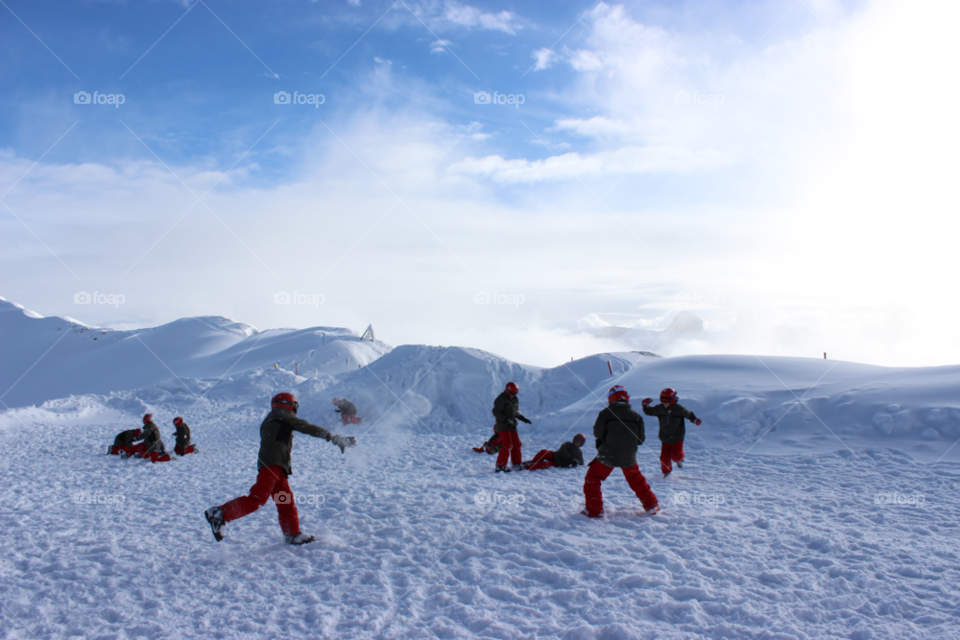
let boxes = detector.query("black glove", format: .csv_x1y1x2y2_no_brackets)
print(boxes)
334,408,342,413
517,414,532,424
595,438,603,449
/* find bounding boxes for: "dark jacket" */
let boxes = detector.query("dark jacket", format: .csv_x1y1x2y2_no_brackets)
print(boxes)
113,429,143,448
554,441,584,468
594,402,645,468
257,408,334,476
174,423,192,450
335,399,357,416
492,392,523,433
142,421,165,455
642,402,698,444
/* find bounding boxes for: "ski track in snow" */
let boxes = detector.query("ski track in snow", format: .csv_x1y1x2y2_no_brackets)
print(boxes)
2,404,959,640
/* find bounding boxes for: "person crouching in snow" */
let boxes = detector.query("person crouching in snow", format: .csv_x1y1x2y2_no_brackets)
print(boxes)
141,414,171,462
524,434,586,470
109,428,145,458
204,392,356,545
582,386,659,518
472,427,502,455
492,381,532,472
332,397,361,425
172,417,196,456
641,388,701,478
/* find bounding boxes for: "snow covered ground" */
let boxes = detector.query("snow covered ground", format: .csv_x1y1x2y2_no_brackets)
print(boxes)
1,299,959,639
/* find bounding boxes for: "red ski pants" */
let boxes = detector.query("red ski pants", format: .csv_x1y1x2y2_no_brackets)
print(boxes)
583,460,658,516
525,450,555,470
660,441,685,475
495,430,522,467
341,414,361,425
221,465,300,536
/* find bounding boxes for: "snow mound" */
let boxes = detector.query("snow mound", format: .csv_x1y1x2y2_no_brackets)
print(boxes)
0,298,390,408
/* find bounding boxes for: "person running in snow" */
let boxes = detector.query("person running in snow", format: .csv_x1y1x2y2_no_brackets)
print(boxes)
172,416,196,456
332,397,361,425
524,434,586,470
471,427,502,455
204,392,357,545
141,414,170,462
582,385,659,518
641,388,701,478
109,428,145,458
491,381,532,472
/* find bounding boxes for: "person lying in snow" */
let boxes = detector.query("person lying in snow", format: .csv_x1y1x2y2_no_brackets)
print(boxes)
641,388,701,478
332,397,361,425
108,428,146,458
491,381,532,473
582,385,659,518
204,392,357,545
472,427,502,454
172,416,197,456
141,414,171,462
523,434,586,470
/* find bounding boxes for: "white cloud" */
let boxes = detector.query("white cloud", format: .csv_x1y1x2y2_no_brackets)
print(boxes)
449,144,729,183
430,39,453,54
532,47,556,70
442,2,523,35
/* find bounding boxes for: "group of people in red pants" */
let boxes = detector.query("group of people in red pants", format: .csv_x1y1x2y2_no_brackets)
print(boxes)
108,413,197,462
479,380,701,518
107,413,197,462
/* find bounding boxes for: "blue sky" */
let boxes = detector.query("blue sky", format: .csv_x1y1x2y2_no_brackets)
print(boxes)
2,0,959,367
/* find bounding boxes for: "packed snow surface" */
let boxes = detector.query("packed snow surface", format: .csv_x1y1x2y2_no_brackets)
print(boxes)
1,298,959,639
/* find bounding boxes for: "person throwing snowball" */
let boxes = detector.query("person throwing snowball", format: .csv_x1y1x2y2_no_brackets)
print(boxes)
204,392,356,545
641,388,701,478
582,385,659,518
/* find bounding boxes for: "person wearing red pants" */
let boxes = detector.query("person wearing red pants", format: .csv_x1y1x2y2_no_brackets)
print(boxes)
204,392,356,545
491,382,532,472
524,434,586,470
582,385,659,518
641,388,701,478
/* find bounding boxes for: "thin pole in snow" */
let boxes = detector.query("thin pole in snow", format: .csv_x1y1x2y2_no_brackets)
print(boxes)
295,362,298,375
824,352,827,360
607,361,613,375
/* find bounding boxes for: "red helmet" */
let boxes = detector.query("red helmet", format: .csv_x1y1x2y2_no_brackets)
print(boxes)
505,382,519,396
272,392,298,414
660,388,678,406
173,416,184,427
573,433,586,447
607,385,629,403
143,413,153,425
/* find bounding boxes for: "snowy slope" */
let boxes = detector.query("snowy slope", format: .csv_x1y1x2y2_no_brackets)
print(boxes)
1,393,958,639
2,298,960,639
0,297,390,409
542,355,960,464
